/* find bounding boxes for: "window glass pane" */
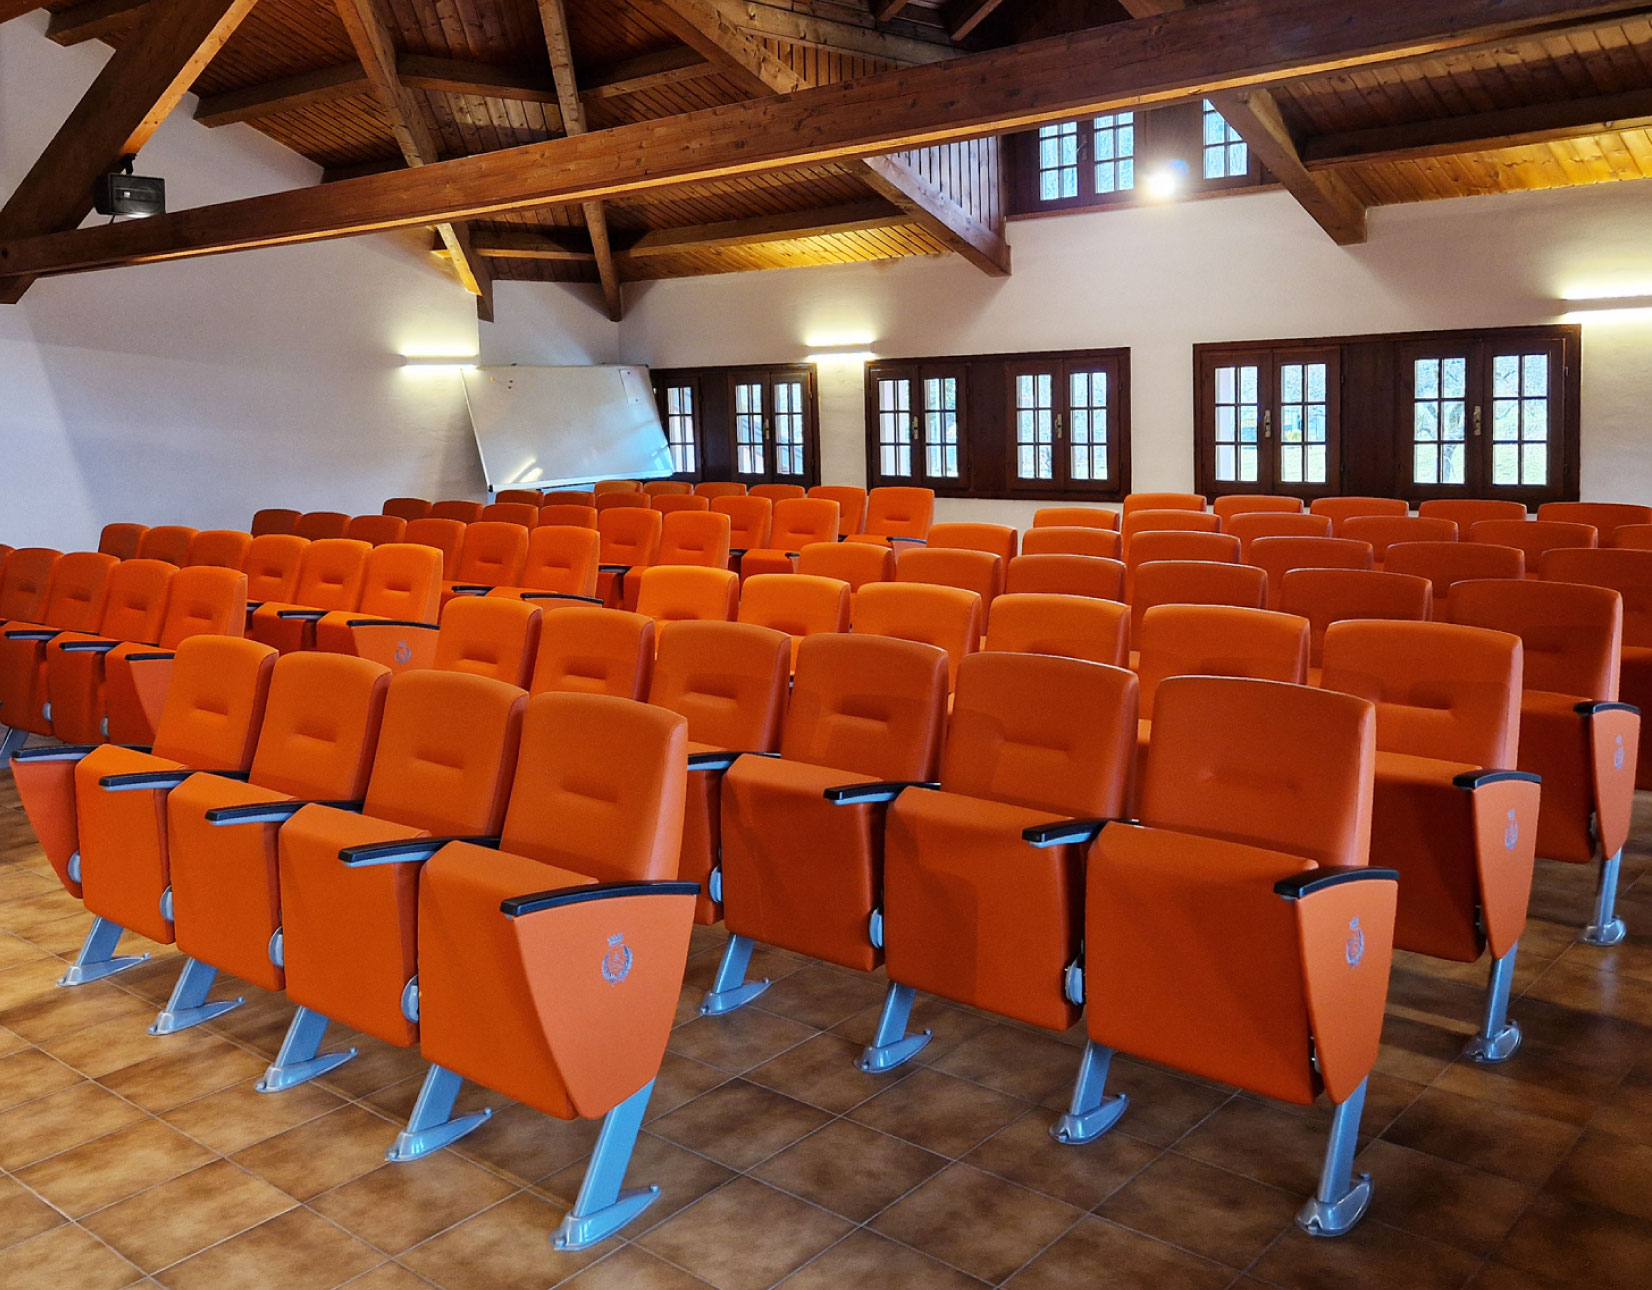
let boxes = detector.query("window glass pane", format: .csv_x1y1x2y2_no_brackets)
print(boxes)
1202,101,1248,178
922,376,960,479
1014,369,1056,480
1037,121,1079,201
734,381,765,476
664,383,696,474
877,377,913,479
1275,358,1329,485
1068,368,1109,481
1212,364,1260,483
1092,112,1135,194
772,380,806,476
1412,356,1467,488
1490,351,1553,486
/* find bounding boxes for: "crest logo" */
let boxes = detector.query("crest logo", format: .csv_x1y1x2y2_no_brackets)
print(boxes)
601,933,633,986
1614,734,1626,771
1345,918,1365,968
1504,808,1519,851
394,641,413,665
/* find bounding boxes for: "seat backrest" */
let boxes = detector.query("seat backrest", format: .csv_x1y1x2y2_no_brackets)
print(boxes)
942,651,1138,818
1124,531,1239,584
896,547,1003,613
784,634,947,779
539,504,598,530
241,534,308,603
41,551,118,631
595,492,652,513
1382,541,1525,602
1321,620,1522,768
1034,505,1119,531
1140,676,1375,869
649,621,790,751
851,582,981,688
430,499,485,523
517,525,600,598
1227,512,1333,551
0,548,58,622
1278,567,1432,666
651,494,711,516
1450,578,1622,700
1123,492,1205,516
597,506,663,566
539,490,596,508
1004,553,1124,601
453,521,531,586
1470,519,1597,567
1211,494,1303,521
642,480,693,497
249,653,391,799
187,529,253,569
657,510,732,568
138,526,198,566
1019,526,1120,560
251,508,301,536
529,606,654,699
1341,515,1458,561
95,558,175,644
1246,536,1374,608
1541,547,1652,648
635,566,739,624
404,518,467,578
1131,560,1268,639
928,523,1018,563
292,538,371,611
357,543,443,622
1539,502,1652,547
498,692,687,884
98,523,147,560
1613,524,1652,552
496,489,544,506
797,540,894,591
435,595,541,687
382,497,431,522
293,512,349,541
694,481,747,500
983,593,1129,667
1309,496,1409,534
157,565,248,647
737,574,850,656
768,498,839,551
346,514,407,547
152,637,277,770
808,485,866,535
594,479,642,496
1135,604,1310,719
1418,498,1528,529
750,483,806,502
864,486,935,540
712,495,773,550
362,670,526,834
1121,509,1222,554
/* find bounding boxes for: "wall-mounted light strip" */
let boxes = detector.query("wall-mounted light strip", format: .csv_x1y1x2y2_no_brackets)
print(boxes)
399,354,479,370
804,343,877,363
1558,295,1652,325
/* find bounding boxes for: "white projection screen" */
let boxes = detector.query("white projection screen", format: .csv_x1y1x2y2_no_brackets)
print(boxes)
460,364,675,490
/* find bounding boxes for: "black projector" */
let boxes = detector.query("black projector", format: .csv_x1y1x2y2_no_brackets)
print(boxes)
93,172,165,218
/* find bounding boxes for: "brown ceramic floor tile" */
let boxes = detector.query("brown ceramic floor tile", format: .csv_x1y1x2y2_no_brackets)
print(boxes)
746,963,890,1031
644,1052,731,1123
1173,1095,1333,1197
1097,1150,1298,1267
745,1031,905,1114
16,1116,215,1217
99,1039,271,1114
156,1206,383,1290
777,1229,988,1290
831,995,998,1068
0,1078,148,1169
1375,1013,1480,1086
360,1071,497,1125
1003,1216,1232,1290
1431,1041,1625,1127
849,1066,1030,1159
232,1103,402,1200
1252,1219,1483,1290
558,1245,718,1289
40,1013,222,1081
310,1152,519,1255
0,972,158,1045
161,1075,346,1156
870,1162,1083,1284
638,1176,852,1290
0,1222,143,1290
649,1078,830,1170
752,1118,946,1221
681,943,806,996
337,1265,439,1290
400,1190,615,1288
1465,1264,1569,1290
666,1008,816,1075
1101,1057,1233,1148
1543,1128,1652,1222
80,1158,295,1272
0,1173,68,1251
0,930,51,970
0,1045,82,1110
447,1100,604,1186
1589,1058,1652,1147
963,1108,1160,1210
310,1036,432,1100
1523,955,1652,1027
536,1129,736,1233
1355,1139,1537,1257
933,1025,1084,1109
1381,1087,1582,1185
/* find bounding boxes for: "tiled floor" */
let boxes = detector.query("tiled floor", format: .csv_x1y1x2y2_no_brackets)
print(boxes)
1,773,1652,1290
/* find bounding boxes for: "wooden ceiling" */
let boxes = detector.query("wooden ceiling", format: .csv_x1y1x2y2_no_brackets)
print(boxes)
3,0,1651,318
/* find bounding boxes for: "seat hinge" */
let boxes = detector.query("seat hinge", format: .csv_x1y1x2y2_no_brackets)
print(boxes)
400,975,420,1023
1063,958,1085,1006
268,927,284,968
868,908,885,950
708,865,723,905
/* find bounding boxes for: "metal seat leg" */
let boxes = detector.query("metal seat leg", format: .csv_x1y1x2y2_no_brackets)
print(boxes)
1583,845,1628,946
1464,943,1521,1063
1051,1040,1129,1145
552,1080,659,1251
386,1065,493,1161
257,1006,356,1092
58,916,150,986
856,982,931,1072
698,933,770,1016
1295,1077,1373,1237
149,957,244,1034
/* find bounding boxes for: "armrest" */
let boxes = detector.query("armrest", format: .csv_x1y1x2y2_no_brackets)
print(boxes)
11,744,101,764
205,798,363,825
688,749,780,773
339,835,500,867
1273,866,1400,901
1453,769,1542,790
1022,818,1111,849
123,650,174,663
275,609,327,621
502,879,700,918
1577,700,1640,717
98,769,194,792
447,585,494,596
823,780,938,805
888,536,928,549
519,591,604,606
344,618,437,630
54,638,119,654
4,628,59,641
598,563,634,575
246,601,263,612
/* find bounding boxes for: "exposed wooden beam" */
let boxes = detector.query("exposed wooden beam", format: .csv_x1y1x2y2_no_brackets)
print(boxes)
947,0,1007,41
45,0,143,44
194,63,372,128
579,47,718,100
1303,87,1652,167
331,0,493,318
724,0,959,65
626,0,793,96
321,157,406,183
396,54,562,110
873,0,912,20
0,0,257,303
466,229,595,261
6,0,1643,281
623,200,908,255
0,0,43,25
534,0,621,321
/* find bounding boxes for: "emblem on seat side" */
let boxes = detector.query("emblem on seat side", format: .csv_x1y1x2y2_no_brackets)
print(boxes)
1614,734,1626,771
394,641,413,665
601,933,633,986
1504,808,1519,852
1345,918,1364,968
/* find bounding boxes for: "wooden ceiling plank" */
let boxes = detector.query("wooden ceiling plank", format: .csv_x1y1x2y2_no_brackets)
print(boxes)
579,47,717,99
396,54,564,112
9,0,1651,279
0,0,257,303
947,0,1007,42
873,1,912,21
722,0,958,66
0,0,42,25
623,199,909,255
194,63,374,128
470,228,595,260
44,0,144,45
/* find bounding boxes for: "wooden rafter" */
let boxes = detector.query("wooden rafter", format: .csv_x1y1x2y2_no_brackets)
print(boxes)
4,0,1645,281
873,0,912,21
331,0,493,319
622,200,909,256
580,47,718,99
397,55,563,109
194,63,372,128
44,0,143,45
534,0,621,320
947,0,1007,41
723,0,958,65
0,0,257,303
450,229,594,261
1117,0,1365,245
0,0,43,24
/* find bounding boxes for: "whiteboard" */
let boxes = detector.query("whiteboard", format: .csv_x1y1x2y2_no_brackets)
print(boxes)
460,364,675,490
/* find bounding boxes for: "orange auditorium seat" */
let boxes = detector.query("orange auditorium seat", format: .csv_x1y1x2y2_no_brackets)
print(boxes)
595,507,663,608
738,499,840,578
249,538,371,654
618,511,732,611
1122,492,1205,516
1539,502,1652,547
529,607,655,699
852,582,981,690
98,524,147,560
480,502,538,528
382,498,431,522
1340,515,1457,565
442,521,531,607
896,547,1003,621
1004,553,1124,601
251,508,301,537
1418,499,1527,530
738,573,849,669
1121,509,1221,557
539,490,596,508
495,489,544,506
345,514,408,548
1382,541,1524,615
642,480,693,497
1470,519,1596,571
796,540,893,593
650,494,710,516
138,526,199,566
1227,512,1333,552
984,593,1129,667
293,512,349,541
430,499,485,524
187,529,253,569
693,482,747,500
862,486,935,545
43,558,175,744
1020,526,1120,559
0,548,59,630
1247,536,1374,609
751,483,806,502
809,485,866,535
1613,524,1652,551
1309,496,1409,534
1130,560,1267,644
313,543,444,657
403,518,466,578
635,566,739,625
539,504,598,530
0,551,118,751
713,495,774,563
1034,506,1119,531
1124,531,1239,600
595,480,643,496
485,525,601,603
1212,494,1304,520
241,534,307,606
1279,568,1432,670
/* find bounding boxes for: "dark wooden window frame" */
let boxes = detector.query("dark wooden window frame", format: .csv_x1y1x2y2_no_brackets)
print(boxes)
651,363,823,488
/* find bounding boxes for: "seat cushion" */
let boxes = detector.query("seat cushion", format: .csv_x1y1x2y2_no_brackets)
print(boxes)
76,744,187,943
1370,751,1486,963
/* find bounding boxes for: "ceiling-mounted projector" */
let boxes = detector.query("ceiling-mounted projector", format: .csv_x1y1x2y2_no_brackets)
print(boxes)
93,155,164,218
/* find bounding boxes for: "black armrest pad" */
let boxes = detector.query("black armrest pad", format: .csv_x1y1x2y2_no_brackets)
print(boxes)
11,744,100,764
688,749,779,773
275,609,326,621
1274,866,1400,900
503,879,700,918
344,618,437,631
1453,769,1542,790
598,563,633,575
98,770,193,791
124,651,174,663
205,798,362,825
246,601,264,612
1022,817,1110,848
823,780,938,805
1577,700,1640,717
4,628,58,641
54,638,119,654
519,591,604,606
340,835,500,866
448,584,493,595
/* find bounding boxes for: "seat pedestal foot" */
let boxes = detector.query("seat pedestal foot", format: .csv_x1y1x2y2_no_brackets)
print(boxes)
1052,1040,1128,1145
699,934,769,1016
258,1006,356,1093
1583,848,1628,946
58,917,150,987
0,725,27,762
551,1080,657,1251
1465,944,1522,1064
386,1065,492,1161
857,982,931,1073
150,957,244,1035
1296,1077,1372,1238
